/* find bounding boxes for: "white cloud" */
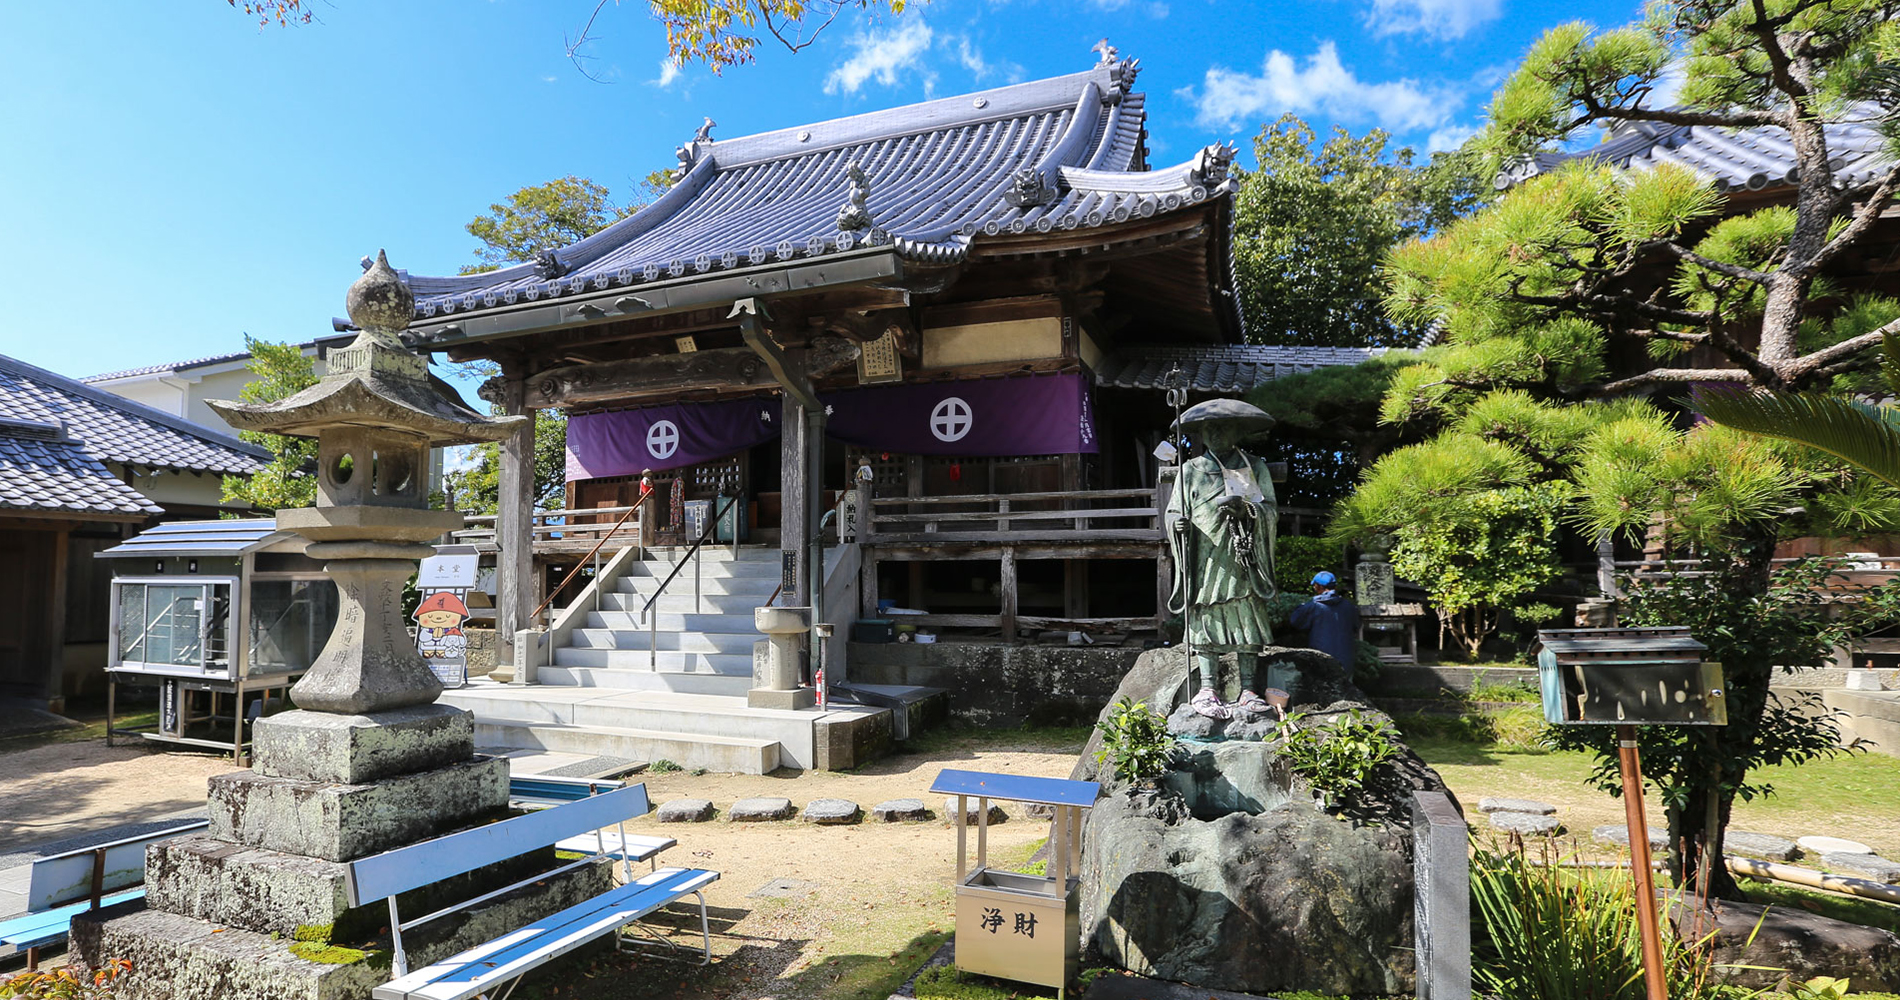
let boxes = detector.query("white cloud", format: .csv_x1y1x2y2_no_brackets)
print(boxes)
1365,0,1503,41
649,59,682,89
1185,42,1453,133
1086,0,1168,12
1427,123,1477,152
824,21,936,95
953,37,1023,85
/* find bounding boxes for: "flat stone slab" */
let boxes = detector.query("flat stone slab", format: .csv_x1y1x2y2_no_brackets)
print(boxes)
252,705,474,785
1724,830,1800,862
871,798,931,822
207,755,509,862
729,797,795,822
1022,802,1057,819
1489,811,1563,836
748,877,819,899
1800,835,1874,855
1822,852,1900,883
1592,824,1667,850
1478,797,1557,815
656,798,715,823
943,797,1007,825
801,798,863,825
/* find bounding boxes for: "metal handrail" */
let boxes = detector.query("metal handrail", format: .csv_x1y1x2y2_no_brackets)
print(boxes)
530,482,653,624
639,493,740,616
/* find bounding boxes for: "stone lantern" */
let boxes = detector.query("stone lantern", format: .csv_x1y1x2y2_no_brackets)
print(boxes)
209,250,526,714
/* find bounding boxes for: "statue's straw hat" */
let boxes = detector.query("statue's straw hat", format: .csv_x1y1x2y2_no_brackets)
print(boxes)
1176,398,1275,435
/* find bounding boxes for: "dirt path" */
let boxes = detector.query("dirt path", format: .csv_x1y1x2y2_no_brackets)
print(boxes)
0,740,233,856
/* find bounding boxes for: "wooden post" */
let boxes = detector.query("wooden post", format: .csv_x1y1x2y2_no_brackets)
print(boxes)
1065,559,1089,620
495,370,537,667
1000,547,1018,641
1618,725,1668,1000
781,393,809,606
46,527,68,708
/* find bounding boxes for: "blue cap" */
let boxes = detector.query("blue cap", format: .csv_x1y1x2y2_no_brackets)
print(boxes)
1311,571,1337,586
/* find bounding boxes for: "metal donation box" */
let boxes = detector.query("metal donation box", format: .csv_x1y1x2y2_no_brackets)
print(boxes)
1536,627,1727,726
99,519,337,759
930,769,1099,996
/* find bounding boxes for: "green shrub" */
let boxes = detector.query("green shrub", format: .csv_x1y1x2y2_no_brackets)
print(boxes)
1472,844,1761,1000
912,965,1055,1000
1276,709,1400,808
1275,535,1343,594
1093,698,1175,786
648,759,682,773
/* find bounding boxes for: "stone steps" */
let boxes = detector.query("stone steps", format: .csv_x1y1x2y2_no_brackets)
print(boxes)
535,666,753,697
566,627,757,654
549,647,753,672
471,717,782,775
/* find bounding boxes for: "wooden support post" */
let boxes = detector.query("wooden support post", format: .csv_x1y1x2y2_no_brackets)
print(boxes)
781,393,810,606
1000,548,1018,642
496,371,537,667
46,527,68,708
1065,559,1089,620
1618,725,1668,1000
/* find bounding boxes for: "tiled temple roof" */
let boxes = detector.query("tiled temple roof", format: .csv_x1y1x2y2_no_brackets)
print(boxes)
0,355,270,517
84,351,253,383
400,53,1240,324
1096,344,1393,393
1497,109,1892,194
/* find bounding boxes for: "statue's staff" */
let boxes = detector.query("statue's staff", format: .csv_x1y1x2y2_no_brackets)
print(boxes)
1164,367,1193,661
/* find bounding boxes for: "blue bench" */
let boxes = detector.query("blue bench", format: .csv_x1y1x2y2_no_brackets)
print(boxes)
0,820,209,968
510,775,678,871
347,783,718,1000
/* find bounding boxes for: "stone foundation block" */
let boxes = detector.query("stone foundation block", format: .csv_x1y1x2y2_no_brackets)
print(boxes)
252,705,475,785
208,756,508,862
145,836,354,937
813,709,890,771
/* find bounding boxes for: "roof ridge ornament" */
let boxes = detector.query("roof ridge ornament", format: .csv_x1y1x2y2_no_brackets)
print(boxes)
1190,143,1237,188
1092,38,1117,65
1004,166,1058,208
695,116,716,144
836,162,874,232
533,249,568,279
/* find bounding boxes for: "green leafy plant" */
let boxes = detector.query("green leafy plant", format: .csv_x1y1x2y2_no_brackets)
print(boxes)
1791,978,1853,1000
1092,698,1175,786
1,960,132,999
1274,535,1344,595
1275,709,1400,808
1471,844,1763,1000
648,758,682,774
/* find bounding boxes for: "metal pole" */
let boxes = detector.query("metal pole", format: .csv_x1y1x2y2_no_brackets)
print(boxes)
1618,724,1668,1000
694,540,701,615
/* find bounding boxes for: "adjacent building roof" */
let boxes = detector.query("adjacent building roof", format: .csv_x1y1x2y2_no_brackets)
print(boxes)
0,355,271,518
1496,110,1893,194
1095,344,1393,393
399,52,1238,330
98,518,290,559
83,333,352,384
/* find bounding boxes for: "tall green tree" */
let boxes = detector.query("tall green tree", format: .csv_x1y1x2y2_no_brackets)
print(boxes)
1232,115,1486,348
442,407,570,514
461,175,666,275
1350,1,1900,898
220,336,319,511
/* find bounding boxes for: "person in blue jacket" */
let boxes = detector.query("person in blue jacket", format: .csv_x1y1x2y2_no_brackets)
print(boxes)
1289,571,1360,678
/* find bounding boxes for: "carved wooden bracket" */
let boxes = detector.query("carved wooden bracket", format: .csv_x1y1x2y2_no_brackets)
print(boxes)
523,347,772,408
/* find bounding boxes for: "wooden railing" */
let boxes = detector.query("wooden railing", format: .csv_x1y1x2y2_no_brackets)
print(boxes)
860,488,1163,547
453,505,644,556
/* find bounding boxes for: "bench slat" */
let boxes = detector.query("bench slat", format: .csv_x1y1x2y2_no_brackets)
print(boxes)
552,832,674,863
374,867,717,1000
0,889,146,954
347,784,652,906
25,821,207,911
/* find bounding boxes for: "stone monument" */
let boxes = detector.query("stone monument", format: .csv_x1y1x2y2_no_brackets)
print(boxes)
72,254,609,999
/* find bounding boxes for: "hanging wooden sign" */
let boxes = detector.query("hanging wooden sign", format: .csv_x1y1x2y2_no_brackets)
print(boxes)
857,329,903,384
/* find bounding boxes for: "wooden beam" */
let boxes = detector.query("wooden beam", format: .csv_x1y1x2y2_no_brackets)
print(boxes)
522,347,775,408
494,369,537,666
1000,547,1018,642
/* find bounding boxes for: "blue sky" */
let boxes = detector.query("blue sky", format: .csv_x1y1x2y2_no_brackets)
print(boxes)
0,0,1640,383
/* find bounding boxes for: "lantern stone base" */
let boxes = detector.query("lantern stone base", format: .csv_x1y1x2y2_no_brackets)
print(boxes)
207,756,509,862
72,860,613,1000
252,705,474,784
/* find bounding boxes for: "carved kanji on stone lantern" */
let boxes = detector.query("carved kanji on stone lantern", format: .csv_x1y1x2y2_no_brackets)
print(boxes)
209,251,526,714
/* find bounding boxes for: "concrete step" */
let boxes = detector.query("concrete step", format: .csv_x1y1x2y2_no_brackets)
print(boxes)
583,611,757,632
615,575,778,598
624,560,783,580
567,627,757,654
442,686,814,740
472,717,780,774
536,666,753,696
598,591,764,614
639,546,779,564
552,647,754,672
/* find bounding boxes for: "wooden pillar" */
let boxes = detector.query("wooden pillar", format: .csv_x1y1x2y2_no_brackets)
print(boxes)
781,392,810,606
45,527,69,708
1065,559,1089,620
1000,547,1018,642
495,370,537,666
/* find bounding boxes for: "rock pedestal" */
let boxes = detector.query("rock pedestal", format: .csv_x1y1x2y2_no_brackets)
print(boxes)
750,606,815,710
1073,646,1457,996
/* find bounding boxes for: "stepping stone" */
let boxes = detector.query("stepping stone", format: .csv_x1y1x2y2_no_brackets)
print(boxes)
1799,835,1874,856
1478,797,1557,816
944,797,1007,825
1725,830,1799,862
1022,802,1056,820
1592,824,1667,850
1489,811,1563,836
871,798,931,822
729,797,795,822
656,798,715,823
1822,852,1900,884
802,798,863,825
